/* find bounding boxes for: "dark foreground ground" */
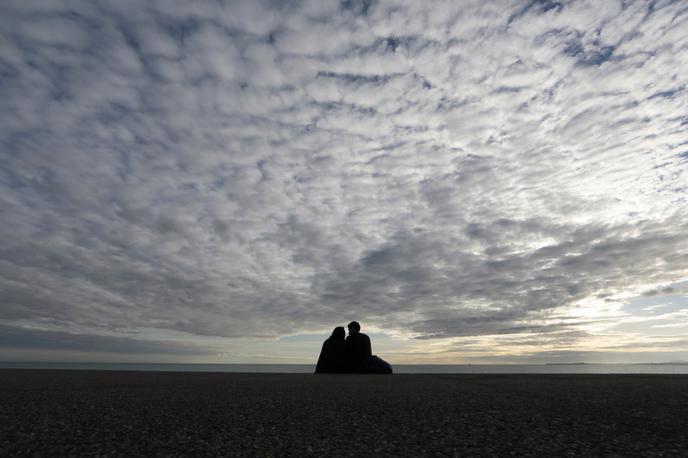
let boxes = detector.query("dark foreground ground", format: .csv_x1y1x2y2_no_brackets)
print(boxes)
1,370,687,457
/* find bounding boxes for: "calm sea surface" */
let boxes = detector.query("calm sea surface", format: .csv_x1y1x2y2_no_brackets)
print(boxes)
2,362,688,374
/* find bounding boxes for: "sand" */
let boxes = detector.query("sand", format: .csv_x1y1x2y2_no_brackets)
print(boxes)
1,369,687,457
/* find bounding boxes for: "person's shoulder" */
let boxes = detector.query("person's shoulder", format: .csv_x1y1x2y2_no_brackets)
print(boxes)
350,333,370,343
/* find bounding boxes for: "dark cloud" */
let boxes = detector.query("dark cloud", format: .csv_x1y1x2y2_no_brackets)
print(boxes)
0,0,687,359
642,286,677,296
0,325,210,355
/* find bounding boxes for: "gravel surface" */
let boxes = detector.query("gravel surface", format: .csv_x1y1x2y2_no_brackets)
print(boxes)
1,370,687,457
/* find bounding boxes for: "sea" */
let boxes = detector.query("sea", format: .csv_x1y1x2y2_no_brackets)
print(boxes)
2,362,688,374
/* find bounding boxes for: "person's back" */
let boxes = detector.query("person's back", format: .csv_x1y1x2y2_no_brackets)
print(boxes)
315,327,346,373
345,321,372,372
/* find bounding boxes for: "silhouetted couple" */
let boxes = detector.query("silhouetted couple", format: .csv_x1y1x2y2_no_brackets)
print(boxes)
315,321,393,374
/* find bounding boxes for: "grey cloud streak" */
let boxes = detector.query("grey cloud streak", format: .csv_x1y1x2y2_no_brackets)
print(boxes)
0,325,211,355
1,0,687,355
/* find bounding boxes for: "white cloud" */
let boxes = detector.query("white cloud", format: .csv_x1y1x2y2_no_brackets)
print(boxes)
0,0,687,361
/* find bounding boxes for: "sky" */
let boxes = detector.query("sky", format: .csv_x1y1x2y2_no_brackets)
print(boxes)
1,0,687,364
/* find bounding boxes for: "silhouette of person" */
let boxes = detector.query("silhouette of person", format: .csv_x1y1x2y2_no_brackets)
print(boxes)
345,321,393,374
345,321,372,372
315,326,347,373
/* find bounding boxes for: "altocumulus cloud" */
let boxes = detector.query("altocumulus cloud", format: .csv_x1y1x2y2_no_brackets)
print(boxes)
0,0,687,357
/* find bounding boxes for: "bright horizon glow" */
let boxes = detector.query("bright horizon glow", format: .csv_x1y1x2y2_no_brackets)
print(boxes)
2,289,686,365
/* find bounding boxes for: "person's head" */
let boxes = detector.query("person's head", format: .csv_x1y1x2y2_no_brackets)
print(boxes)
331,326,345,341
347,321,361,335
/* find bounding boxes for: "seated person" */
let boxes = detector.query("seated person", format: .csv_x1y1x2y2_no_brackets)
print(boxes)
345,321,371,371
345,321,392,374
315,326,346,373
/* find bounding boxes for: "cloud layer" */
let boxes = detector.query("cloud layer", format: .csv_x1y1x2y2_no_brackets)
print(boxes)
1,0,687,358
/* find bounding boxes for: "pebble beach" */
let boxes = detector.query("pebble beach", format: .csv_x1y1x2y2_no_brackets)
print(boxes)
1,369,687,456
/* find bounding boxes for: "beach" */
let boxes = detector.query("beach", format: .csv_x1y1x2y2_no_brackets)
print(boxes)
1,370,686,457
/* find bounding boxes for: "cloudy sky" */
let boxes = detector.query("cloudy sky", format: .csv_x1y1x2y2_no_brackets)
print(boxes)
1,0,687,364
